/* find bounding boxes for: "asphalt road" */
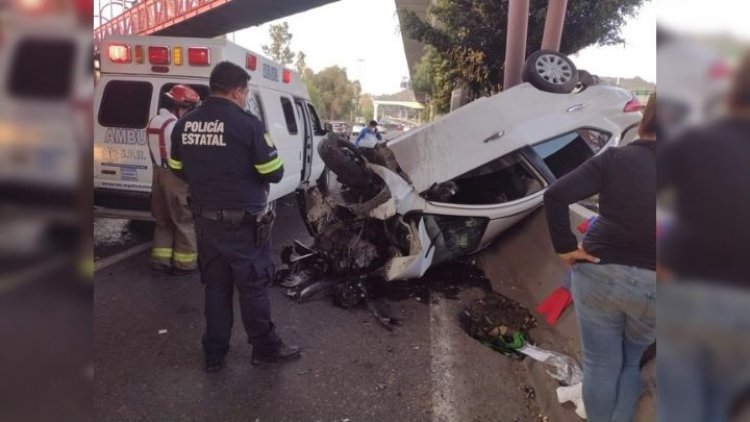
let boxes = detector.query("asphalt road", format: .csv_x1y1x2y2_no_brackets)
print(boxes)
94,195,572,422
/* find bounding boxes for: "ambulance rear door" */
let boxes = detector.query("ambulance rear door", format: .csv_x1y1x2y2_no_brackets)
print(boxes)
93,75,155,199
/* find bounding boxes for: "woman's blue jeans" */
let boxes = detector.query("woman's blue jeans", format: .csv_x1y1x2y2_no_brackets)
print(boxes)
571,263,656,422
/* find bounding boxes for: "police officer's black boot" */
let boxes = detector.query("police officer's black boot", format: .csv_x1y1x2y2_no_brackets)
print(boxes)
251,342,301,366
204,356,225,373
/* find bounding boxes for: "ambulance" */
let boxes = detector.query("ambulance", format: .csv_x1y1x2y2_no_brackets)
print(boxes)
94,35,328,220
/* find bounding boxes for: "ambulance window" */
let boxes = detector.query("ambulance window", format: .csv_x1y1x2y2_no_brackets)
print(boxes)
8,38,75,100
280,97,298,135
245,92,266,129
307,103,325,136
98,81,153,128
157,83,208,110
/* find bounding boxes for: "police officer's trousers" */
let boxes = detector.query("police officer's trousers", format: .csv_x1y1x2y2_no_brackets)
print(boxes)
195,216,281,360
150,167,197,271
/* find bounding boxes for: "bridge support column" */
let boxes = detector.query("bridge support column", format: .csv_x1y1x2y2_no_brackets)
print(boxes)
541,0,568,51
503,0,530,90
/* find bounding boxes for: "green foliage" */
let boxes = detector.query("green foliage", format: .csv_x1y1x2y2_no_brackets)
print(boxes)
308,66,357,121
295,52,307,77
400,0,645,113
262,22,295,66
359,94,374,121
261,23,358,122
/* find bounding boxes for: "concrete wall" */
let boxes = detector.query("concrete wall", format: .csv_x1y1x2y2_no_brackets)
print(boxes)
477,205,655,422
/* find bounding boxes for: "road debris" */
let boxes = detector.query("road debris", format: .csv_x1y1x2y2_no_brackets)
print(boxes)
459,290,537,359
158,329,168,335
459,290,582,384
557,382,587,419
275,239,491,328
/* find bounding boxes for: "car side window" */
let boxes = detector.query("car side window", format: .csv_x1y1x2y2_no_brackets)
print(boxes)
280,96,298,135
531,128,611,179
422,152,544,205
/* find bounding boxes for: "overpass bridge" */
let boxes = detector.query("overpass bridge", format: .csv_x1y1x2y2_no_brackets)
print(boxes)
94,0,338,45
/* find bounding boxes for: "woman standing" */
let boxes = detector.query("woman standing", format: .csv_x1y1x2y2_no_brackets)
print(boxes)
544,94,657,421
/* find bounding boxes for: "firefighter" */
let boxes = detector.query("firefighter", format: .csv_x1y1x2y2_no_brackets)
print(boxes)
169,61,300,372
146,84,201,274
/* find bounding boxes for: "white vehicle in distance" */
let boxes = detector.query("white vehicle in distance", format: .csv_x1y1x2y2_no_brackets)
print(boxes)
300,50,642,282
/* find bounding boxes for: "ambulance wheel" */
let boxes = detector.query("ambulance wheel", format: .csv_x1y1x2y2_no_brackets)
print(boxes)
317,136,372,190
522,50,579,93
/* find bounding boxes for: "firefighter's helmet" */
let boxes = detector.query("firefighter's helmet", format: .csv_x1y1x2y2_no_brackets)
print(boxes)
165,84,200,108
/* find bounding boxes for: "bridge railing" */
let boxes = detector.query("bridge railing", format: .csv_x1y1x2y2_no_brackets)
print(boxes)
94,0,230,45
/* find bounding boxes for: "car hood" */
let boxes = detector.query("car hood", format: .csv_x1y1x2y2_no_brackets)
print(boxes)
385,83,635,194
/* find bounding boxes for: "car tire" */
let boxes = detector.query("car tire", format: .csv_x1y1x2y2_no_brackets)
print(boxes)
317,135,372,190
577,69,599,88
522,50,579,94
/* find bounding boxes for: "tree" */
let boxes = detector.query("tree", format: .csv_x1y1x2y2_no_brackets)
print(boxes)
400,0,646,113
295,52,307,78
309,66,356,121
262,21,295,66
359,94,374,121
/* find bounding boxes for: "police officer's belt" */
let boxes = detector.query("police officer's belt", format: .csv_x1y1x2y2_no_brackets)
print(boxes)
196,209,256,225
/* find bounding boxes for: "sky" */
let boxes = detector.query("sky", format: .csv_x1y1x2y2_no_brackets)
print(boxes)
232,0,658,95
93,0,675,94
657,0,750,41
571,1,655,83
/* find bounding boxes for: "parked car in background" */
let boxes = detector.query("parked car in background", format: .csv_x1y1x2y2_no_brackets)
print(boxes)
329,121,350,138
350,121,366,139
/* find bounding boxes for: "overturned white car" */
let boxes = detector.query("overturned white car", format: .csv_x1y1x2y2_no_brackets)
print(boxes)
288,51,641,293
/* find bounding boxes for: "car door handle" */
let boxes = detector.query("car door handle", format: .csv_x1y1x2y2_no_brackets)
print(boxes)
567,104,584,112
483,130,505,143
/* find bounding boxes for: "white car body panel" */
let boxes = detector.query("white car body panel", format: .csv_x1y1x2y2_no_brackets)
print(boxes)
387,83,636,194
307,78,641,282
383,219,435,280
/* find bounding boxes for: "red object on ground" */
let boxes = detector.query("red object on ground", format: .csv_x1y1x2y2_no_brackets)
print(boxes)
536,287,573,325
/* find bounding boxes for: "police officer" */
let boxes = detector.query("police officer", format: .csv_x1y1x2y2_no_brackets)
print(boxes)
146,84,200,273
169,61,300,372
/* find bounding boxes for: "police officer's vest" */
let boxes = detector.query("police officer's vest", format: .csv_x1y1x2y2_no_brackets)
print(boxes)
146,108,177,168
172,97,279,211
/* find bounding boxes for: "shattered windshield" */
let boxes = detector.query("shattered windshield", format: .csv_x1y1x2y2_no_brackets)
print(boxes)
423,215,489,265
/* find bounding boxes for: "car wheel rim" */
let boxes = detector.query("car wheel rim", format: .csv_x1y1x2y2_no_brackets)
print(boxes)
535,54,573,85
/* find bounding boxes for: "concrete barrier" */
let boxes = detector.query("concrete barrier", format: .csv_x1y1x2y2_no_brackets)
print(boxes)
477,204,655,422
